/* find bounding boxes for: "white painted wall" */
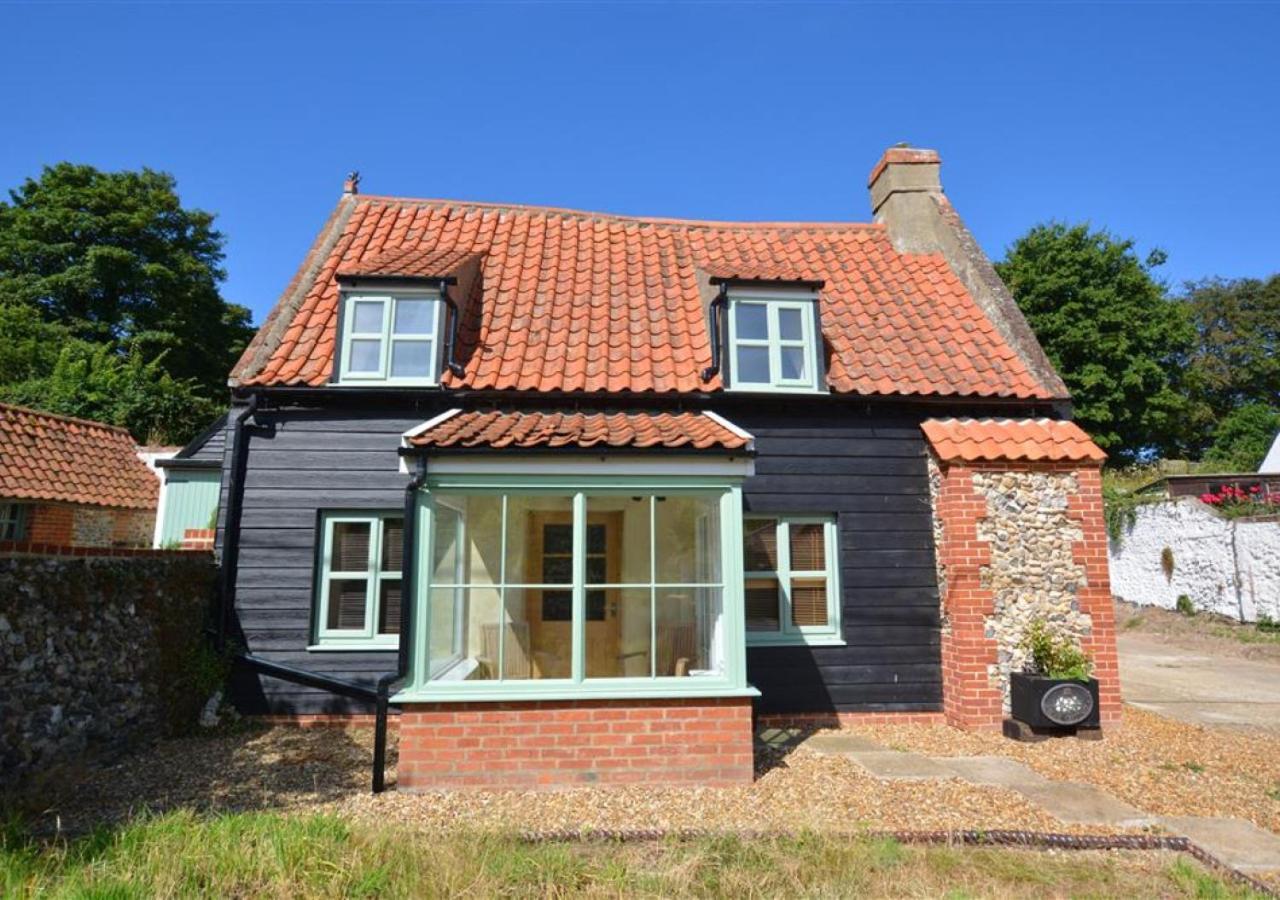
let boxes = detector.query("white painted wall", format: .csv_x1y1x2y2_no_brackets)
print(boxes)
1108,498,1280,622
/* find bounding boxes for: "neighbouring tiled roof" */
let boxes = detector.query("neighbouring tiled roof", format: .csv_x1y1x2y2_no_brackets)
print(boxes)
407,410,752,452
233,195,1062,399
0,404,160,509
921,418,1106,463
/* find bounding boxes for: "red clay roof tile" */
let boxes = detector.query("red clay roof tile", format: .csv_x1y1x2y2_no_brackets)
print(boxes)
0,404,160,509
921,418,1106,464
408,409,751,452
236,196,1059,399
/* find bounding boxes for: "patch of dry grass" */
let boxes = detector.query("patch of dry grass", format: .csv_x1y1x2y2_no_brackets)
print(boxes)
1119,601,1280,663
0,810,1261,899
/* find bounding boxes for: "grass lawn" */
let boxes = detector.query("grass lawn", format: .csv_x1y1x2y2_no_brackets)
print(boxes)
0,810,1264,899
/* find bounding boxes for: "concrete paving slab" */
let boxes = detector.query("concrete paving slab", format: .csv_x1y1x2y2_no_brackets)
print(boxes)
846,751,958,781
1013,781,1154,827
1158,816,1280,873
1120,635,1280,732
939,756,1051,789
800,733,888,754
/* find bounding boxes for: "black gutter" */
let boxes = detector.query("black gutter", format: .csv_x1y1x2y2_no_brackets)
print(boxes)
371,455,427,794
438,278,466,378
700,283,728,383
216,393,260,650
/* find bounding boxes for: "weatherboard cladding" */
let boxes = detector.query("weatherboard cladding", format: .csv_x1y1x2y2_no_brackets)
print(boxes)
227,401,945,715
233,196,1058,400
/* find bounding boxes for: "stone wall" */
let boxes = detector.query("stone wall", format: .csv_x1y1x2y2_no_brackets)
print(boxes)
0,553,217,795
1109,499,1280,622
929,456,1120,730
14,501,156,549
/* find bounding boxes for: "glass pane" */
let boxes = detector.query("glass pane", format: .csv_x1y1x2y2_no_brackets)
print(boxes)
779,345,807,381
381,518,404,571
778,307,805,341
789,523,826,572
743,519,778,572
390,339,433,378
331,522,371,571
348,339,382,373
542,557,574,584
745,578,781,632
735,345,770,383
326,579,368,630
791,578,829,628
431,495,503,587
734,303,768,340
655,494,721,584
394,298,434,334
657,587,721,676
504,495,574,585
428,586,498,681
504,587,571,679
587,495,650,585
352,300,385,333
586,588,651,678
378,580,401,634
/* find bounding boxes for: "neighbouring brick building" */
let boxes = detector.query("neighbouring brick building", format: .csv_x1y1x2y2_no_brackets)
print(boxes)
0,404,160,553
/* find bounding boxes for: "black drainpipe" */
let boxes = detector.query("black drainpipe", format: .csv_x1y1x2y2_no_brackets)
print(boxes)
216,392,260,650
701,282,729,382
371,454,427,794
439,278,465,378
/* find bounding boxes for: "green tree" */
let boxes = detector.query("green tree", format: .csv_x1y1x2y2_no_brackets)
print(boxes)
995,223,1193,462
1203,402,1280,471
1180,275,1280,457
0,163,253,397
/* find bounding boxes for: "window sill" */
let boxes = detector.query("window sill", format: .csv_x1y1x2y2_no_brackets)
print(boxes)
392,680,760,704
746,634,846,648
306,642,399,652
725,386,827,396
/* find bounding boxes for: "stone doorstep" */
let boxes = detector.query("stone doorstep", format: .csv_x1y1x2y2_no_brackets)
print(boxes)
1157,816,1280,873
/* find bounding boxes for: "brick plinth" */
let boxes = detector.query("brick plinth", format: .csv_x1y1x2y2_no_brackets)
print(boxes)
929,457,1120,732
397,698,755,790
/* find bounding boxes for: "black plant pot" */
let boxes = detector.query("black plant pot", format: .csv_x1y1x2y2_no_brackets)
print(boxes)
1010,673,1100,730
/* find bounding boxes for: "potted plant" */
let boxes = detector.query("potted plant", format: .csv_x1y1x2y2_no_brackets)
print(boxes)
1009,621,1100,732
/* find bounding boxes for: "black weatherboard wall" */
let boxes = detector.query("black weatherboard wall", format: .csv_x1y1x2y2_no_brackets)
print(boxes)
223,395,1043,716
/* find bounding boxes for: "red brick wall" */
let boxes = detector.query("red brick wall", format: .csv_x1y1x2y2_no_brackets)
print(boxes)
27,504,74,545
398,698,755,790
181,528,215,551
7,502,155,551
931,458,1120,731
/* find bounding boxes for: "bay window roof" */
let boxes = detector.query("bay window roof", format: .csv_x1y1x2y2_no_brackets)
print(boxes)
404,409,753,453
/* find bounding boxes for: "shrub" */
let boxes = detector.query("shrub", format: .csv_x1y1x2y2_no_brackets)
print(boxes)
1022,621,1092,681
1175,594,1195,616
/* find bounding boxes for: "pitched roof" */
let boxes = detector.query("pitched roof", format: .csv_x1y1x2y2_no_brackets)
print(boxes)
233,194,1061,400
921,418,1106,464
0,404,159,509
406,409,752,452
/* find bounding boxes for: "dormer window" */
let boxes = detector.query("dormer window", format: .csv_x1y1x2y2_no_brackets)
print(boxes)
338,292,443,384
726,288,822,392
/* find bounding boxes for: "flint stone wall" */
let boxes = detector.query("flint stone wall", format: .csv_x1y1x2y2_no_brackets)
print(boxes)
974,470,1093,708
0,554,216,794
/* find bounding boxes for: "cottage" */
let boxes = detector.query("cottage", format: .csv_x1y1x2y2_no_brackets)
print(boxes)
0,404,159,551
219,147,1120,789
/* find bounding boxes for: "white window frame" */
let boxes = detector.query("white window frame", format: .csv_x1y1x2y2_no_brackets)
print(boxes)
726,288,823,393
311,511,403,650
744,515,843,646
0,502,29,541
337,291,443,385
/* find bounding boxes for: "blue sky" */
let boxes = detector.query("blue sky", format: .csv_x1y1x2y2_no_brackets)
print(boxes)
2,1,1276,324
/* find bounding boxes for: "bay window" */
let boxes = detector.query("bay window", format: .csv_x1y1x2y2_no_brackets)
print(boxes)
401,480,751,700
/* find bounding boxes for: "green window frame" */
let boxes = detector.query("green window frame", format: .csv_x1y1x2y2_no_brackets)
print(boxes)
743,515,843,646
312,511,404,650
337,291,443,385
727,290,822,392
0,502,29,541
395,474,756,703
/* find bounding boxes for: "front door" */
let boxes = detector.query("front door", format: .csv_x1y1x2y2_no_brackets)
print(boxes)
526,512,621,678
